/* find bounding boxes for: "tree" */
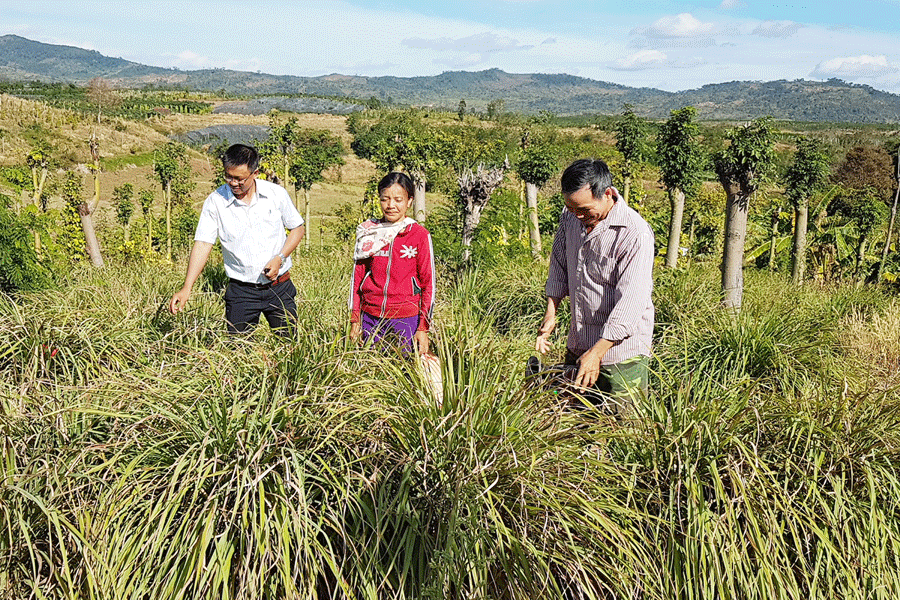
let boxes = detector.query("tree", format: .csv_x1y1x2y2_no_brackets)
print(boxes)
113,183,135,243
25,147,50,255
138,189,155,250
349,110,441,221
516,143,557,259
61,171,103,267
829,187,888,281
714,117,776,310
458,159,510,263
457,99,466,121
261,114,300,209
783,137,830,284
879,146,900,283
287,129,345,250
486,99,505,121
657,106,703,268
152,141,195,261
87,77,118,124
614,104,649,206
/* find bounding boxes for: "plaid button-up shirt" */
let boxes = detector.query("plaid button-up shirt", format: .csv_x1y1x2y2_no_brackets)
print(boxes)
545,199,655,365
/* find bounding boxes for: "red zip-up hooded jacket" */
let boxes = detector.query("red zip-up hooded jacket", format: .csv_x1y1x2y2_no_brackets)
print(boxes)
348,221,435,331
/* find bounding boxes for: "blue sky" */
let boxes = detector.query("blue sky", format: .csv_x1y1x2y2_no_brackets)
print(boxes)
2,0,900,93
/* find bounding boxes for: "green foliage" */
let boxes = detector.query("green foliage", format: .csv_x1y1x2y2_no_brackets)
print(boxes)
714,116,778,192
152,141,194,201
516,143,558,186
831,145,896,202
0,199,52,292
784,136,831,206
288,129,345,192
0,165,33,192
829,187,889,238
170,205,199,251
656,105,703,196
112,182,135,227
329,202,364,244
613,104,649,179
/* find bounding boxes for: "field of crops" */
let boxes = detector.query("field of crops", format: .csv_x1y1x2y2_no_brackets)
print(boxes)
3,249,899,599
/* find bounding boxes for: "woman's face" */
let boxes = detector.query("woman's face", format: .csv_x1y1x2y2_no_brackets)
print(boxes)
379,183,412,223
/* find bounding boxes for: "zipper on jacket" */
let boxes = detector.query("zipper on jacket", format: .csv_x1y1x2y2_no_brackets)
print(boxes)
380,236,396,315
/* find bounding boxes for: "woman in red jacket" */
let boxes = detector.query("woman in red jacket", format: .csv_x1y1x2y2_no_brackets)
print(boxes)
349,172,435,355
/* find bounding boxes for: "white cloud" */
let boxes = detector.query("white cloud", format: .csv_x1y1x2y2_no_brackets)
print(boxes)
612,50,668,71
752,20,803,38
644,13,716,38
175,50,209,69
719,0,741,8
403,32,531,54
811,54,899,78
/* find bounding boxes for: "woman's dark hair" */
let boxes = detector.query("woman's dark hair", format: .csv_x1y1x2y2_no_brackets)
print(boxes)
560,158,614,199
222,144,260,173
377,171,415,198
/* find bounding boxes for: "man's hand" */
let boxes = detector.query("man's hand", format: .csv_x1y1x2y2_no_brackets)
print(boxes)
574,346,602,388
535,297,561,354
349,321,362,342
262,255,282,281
574,339,614,388
169,287,191,315
414,330,430,356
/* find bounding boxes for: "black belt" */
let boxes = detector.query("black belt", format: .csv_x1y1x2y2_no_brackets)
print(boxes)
229,271,291,289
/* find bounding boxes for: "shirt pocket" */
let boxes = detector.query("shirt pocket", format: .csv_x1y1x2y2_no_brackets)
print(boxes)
584,246,618,286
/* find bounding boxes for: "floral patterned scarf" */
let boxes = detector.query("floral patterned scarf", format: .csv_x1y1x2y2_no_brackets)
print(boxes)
353,217,416,261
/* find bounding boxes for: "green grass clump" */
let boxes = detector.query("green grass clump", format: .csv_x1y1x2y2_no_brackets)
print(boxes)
2,255,900,599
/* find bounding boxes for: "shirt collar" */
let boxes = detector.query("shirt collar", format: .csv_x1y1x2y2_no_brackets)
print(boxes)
605,198,630,227
225,180,268,207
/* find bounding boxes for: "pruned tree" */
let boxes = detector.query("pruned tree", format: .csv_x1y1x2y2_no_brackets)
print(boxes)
614,104,649,206
516,143,557,259
458,158,510,263
657,106,703,268
288,129,345,250
714,117,776,310
113,183,135,243
61,171,103,267
783,137,830,284
261,113,300,209
152,141,195,261
25,147,50,254
457,99,466,122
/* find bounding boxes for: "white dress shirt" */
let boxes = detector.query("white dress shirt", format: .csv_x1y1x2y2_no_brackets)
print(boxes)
194,178,304,283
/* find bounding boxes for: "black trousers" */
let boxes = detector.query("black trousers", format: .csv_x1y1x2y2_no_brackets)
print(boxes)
224,278,297,335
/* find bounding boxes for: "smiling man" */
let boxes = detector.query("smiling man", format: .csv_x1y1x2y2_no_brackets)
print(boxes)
535,158,655,416
169,144,305,334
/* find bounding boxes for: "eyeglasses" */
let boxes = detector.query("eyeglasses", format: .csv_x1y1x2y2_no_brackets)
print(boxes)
224,171,257,185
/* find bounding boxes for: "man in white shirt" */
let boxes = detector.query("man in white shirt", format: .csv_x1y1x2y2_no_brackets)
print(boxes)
169,144,305,334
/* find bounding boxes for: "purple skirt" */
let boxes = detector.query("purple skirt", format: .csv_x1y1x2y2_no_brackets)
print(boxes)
361,312,419,353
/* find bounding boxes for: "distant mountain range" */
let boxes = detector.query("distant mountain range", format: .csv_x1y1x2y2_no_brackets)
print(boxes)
2,34,900,123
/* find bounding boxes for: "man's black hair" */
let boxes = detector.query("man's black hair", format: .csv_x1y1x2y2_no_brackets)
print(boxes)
222,144,260,173
560,158,614,199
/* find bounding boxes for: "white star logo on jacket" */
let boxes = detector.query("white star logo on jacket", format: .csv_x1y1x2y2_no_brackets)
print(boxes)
400,245,418,259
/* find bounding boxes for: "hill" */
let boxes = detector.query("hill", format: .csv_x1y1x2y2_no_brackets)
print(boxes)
3,34,900,123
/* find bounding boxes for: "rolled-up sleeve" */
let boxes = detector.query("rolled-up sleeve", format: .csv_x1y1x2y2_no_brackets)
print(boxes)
600,228,654,342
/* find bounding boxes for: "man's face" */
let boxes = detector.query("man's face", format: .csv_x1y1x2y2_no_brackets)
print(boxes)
563,185,614,229
224,164,258,200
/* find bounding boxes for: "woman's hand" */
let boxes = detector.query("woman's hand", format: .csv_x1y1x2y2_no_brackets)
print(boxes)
350,321,362,342
414,330,430,356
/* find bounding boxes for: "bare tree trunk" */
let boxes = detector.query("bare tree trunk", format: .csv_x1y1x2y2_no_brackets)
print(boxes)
878,149,900,283
791,200,809,285
688,212,696,262
31,166,48,256
525,182,542,260
768,209,779,270
414,178,426,222
721,183,749,310
664,187,685,268
623,175,632,206
165,180,172,261
857,235,868,282
304,188,311,251
147,212,153,251
78,204,104,267
459,161,509,263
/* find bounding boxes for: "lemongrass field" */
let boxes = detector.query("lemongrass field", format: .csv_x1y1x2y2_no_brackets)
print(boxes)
2,250,900,599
